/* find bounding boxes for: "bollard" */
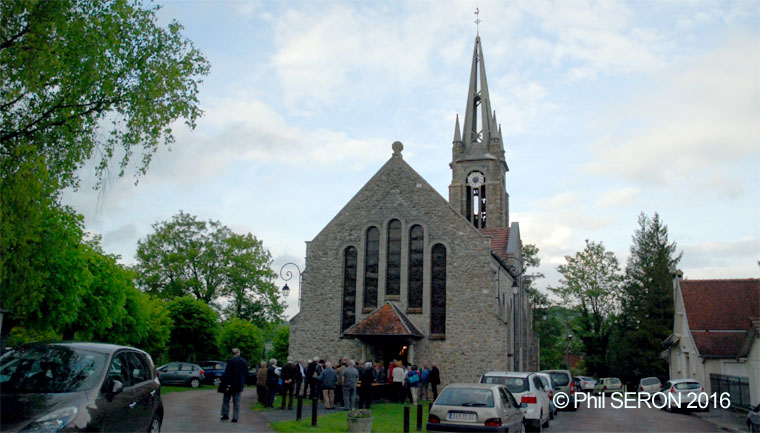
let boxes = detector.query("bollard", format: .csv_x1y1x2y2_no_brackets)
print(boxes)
296,396,303,420
311,398,318,427
403,405,410,433
416,403,423,431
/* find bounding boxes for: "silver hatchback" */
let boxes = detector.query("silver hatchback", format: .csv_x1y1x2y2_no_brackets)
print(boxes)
427,383,525,432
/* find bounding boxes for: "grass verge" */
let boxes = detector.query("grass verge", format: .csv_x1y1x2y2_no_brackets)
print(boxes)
271,403,430,433
162,384,216,394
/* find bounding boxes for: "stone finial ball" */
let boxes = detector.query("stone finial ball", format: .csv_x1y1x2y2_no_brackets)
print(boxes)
392,141,404,155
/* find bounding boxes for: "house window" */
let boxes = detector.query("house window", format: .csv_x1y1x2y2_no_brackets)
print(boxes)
408,225,424,311
386,219,401,297
430,243,447,336
363,226,379,311
341,246,357,332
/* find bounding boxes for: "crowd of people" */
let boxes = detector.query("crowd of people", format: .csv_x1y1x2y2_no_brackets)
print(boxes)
253,356,442,411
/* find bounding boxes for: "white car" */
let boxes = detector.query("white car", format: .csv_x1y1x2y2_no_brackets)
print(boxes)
427,383,525,432
534,372,558,419
481,371,551,431
576,375,596,392
638,377,662,394
657,379,706,412
593,377,624,395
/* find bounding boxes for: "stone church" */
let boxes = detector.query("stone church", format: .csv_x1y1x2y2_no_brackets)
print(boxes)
289,36,538,384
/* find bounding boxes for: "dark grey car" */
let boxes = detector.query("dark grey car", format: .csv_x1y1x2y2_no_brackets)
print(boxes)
0,342,163,432
156,362,205,388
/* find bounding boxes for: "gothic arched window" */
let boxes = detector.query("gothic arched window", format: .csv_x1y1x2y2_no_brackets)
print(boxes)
408,225,424,311
430,243,447,336
363,226,379,311
341,246,357,332
386,219,401,298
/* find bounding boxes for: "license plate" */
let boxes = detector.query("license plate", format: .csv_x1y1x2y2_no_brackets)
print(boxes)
448,412,476,421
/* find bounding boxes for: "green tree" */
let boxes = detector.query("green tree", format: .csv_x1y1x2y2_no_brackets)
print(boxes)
269,325,290,366
62,237,131,340
0,180,91,346
609,213,681,384
550,239,623,376
1,0,209,190
218,318,264,363
1,0,208,348
166,296,218,361
135,211,284,325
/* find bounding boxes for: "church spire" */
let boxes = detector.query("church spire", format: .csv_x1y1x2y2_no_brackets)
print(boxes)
449,34,510,229
458,36,505,164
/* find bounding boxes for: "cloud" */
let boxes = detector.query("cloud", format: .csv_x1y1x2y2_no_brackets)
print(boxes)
596,187,639,208
585,33,760,196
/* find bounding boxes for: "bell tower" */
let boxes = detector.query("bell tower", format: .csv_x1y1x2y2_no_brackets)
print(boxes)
449,36,509,229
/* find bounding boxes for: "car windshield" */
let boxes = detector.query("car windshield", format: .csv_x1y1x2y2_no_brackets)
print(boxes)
548,372,570,386
641,378,659,385
437,388,495,407
0,345,107,393
674,382,700,390
482,376,529,394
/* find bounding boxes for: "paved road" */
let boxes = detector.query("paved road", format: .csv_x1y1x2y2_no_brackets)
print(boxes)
548,398,725,432
162,389,274,432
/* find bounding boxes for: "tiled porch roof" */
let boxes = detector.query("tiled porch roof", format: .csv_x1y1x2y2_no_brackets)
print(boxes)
343,302,424,339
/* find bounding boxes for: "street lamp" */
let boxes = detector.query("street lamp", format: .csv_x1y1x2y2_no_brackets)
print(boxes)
279,262,302,307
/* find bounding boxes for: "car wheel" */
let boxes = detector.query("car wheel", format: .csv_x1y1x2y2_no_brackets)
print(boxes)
542,414,550,428
213,377,222,386
190,378,200,388
147,413,161,433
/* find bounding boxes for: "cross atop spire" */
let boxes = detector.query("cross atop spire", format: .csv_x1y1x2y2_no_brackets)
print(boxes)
474,7,481,35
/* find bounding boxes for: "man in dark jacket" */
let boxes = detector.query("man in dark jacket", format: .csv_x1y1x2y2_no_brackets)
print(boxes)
220,348,249,422
304,357,320,399
429,362,441,400
281,357,298,409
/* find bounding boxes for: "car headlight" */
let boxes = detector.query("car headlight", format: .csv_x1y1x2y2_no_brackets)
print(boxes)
21,406,78,433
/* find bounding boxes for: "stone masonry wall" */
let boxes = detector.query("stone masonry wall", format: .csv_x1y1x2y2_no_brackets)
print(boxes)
289,148,519,384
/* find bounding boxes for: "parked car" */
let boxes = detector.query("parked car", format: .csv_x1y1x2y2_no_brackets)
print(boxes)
593,377,624,395
197,361,226,386
747,403,760,433
427,383,525,432
576,376,596,392
534,372,559,419
656,379,705,412
157,362,205,388
0,342,163,432
637,376,662,394
542,369,577,411
480,371,551,431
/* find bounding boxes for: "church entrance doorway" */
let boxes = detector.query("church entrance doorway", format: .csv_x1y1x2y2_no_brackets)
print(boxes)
364,338,409,368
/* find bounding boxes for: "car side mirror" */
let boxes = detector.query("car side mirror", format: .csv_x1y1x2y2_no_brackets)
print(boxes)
105,379,123,402
520,402,527,408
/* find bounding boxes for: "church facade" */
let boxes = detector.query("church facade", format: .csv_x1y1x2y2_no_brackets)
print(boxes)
289,36,538,384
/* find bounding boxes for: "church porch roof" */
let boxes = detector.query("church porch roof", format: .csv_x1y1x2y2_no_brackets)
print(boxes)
342,302,424,339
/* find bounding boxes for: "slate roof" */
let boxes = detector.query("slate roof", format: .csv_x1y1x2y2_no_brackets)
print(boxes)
342,302,424,339
479,227,510,261
681,278,760,358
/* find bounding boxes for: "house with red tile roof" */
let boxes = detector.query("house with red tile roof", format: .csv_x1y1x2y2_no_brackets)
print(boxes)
664,270,760,407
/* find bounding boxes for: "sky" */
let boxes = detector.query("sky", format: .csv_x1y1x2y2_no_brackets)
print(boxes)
62,0,760,319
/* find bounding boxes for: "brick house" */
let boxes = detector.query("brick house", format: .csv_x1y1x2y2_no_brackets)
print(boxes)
664,270,760,407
